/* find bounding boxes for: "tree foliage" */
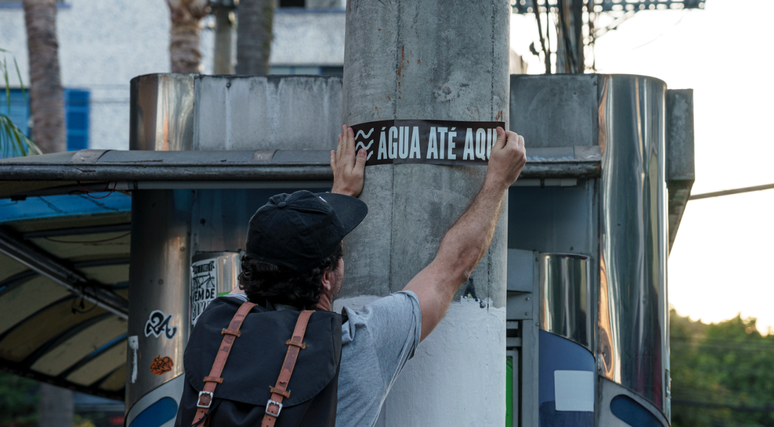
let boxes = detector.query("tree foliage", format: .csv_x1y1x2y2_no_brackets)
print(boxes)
671,310,774,427
0,372,39,426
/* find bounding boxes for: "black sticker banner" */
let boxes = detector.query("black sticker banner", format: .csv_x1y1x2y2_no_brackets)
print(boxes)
351,120,505,166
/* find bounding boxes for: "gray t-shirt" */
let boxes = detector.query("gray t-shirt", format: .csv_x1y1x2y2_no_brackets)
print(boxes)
226,291,422,427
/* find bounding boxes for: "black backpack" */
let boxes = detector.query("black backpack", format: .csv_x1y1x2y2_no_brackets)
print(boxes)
175,297,342,427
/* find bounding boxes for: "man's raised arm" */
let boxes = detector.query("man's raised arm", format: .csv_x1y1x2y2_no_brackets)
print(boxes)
403,127,526,341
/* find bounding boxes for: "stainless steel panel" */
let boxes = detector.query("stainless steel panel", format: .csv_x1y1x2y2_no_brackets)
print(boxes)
125,375,186,426
193,75,342,151
597,75,669,411
507,181,595,255
666,89,695,252
507,248,535,292
130,74,195,151
597,378,669,427
666,89,695,183
539,253,591,350
509,74,599,149
190,188,326,256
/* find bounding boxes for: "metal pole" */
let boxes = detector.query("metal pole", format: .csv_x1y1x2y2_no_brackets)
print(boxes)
212,2,234,74
124,75,195,425
689,183,774,200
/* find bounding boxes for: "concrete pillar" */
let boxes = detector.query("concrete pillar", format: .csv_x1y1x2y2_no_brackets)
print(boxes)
341,1,510,425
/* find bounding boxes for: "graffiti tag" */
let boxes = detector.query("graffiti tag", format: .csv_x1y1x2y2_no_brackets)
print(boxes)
144,310,177,340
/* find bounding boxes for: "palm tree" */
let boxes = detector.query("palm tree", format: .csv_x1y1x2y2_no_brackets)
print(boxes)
167,0,211,73
236,0,274,74
22,0,65,154
22,0,70,424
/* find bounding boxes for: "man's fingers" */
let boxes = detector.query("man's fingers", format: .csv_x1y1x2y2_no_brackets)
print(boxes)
343,125,351,151
336,132,343,162
346,126,355,159
493,127,507,150
355,149,367,169
339,125,355,166
330,150,337,172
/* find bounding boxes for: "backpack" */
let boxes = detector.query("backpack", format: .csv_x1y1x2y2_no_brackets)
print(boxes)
175,297,342,427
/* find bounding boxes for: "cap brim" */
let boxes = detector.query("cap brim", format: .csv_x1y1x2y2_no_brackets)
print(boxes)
315,192,368,236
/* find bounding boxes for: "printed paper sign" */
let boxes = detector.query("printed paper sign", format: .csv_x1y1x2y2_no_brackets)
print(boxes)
351,120,505,166
191,259,217,327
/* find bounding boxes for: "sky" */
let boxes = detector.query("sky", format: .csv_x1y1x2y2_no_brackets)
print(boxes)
511,0,774,333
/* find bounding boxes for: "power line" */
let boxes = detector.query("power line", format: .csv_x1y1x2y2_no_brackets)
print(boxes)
671,363,774,375
626,10,691,52
671,335,774,344
671,341,774,351
672,398,774,414
690,183,774,200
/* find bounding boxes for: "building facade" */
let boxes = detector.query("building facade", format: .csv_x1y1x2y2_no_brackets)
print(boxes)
0,0,350,152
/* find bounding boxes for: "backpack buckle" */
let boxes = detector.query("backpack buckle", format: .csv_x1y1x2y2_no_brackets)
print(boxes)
265,399,283,417
197,391,214,409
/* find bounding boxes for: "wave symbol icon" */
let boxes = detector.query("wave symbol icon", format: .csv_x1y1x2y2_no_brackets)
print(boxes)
355,129,374,140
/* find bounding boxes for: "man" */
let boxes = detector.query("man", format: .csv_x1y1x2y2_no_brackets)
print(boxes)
196,124,525,426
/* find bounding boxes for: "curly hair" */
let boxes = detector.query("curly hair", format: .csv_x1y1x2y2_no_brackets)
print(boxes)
238,244,343,309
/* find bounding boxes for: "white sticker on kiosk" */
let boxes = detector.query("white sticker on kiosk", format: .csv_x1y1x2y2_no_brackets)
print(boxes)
191,259,217,327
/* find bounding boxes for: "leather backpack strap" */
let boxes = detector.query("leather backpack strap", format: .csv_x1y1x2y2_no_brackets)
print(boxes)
262,310,314,427
192,301,256,427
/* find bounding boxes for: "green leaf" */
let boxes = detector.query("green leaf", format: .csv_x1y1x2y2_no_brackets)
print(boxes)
14,56,26,100
3,55,10,114
0,114,41,158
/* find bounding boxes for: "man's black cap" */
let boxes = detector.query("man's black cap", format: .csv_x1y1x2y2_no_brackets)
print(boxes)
245,190,368,270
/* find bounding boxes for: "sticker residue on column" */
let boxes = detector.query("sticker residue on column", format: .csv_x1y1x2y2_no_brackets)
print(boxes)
128,335,139,383
150,355,174,376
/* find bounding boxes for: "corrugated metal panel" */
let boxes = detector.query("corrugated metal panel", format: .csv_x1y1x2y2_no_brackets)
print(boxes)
66,340,126,386
99,365,127,392
0,193,130,399
0,300,107,363
0,277,71,335
30,316,126,377
30,231,130,263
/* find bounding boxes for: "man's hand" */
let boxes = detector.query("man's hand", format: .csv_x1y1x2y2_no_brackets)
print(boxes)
484,127,527,191
331,125,367,197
